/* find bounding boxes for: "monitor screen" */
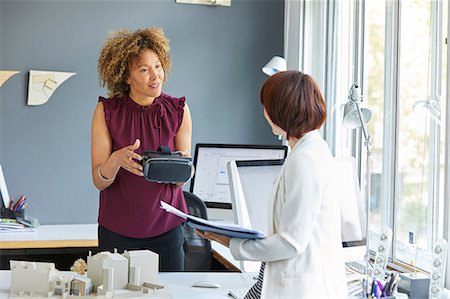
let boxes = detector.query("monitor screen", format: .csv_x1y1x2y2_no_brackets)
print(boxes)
227,159,284,272
190,144,287,209
228,156,367,272
0,164,11,209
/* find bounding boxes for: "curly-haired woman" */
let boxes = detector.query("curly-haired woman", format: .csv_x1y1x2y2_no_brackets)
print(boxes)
91,27,192,271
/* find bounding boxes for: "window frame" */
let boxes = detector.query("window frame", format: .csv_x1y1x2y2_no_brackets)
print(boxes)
288,0,449,281
387,0,446,273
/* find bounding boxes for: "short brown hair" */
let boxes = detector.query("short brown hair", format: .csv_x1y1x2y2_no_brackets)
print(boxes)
260,70,326,139
97,27,170,97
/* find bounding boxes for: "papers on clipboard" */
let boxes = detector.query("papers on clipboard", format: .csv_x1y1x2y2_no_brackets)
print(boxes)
160,201,266,239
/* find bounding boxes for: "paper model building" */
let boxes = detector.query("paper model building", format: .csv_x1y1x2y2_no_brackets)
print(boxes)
10,249,161,298
122,250,159,285
27,70,76,106
10,260,58,297
71,276,93,296
53,274,75,296
87,250,128,292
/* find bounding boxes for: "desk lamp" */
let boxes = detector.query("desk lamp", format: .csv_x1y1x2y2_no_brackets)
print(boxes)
262,56,287,76
261,56,287,142
342,83,373,275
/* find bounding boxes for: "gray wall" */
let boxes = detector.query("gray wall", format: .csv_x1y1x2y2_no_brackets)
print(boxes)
0,0,284,224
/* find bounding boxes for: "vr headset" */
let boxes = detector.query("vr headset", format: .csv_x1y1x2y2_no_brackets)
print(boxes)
142,146,193,184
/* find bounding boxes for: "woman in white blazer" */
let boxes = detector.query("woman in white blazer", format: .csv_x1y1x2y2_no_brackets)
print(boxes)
199,71,348,298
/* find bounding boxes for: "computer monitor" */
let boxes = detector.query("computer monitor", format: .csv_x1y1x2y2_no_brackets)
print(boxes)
227,159,284,272
190,144,287,211
228,156,367,272
0,164,11,210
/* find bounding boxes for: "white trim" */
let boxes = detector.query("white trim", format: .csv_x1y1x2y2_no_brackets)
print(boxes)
380,0,400,255
429,0,444,245
284,0,304,71
444,0,450,288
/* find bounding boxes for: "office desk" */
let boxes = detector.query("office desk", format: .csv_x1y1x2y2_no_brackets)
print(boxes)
0,270,255,299
0,224,241,271
0,224,98,249
0,224,100,270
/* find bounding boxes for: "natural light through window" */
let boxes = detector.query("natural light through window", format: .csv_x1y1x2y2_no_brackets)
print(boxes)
365,0,447,272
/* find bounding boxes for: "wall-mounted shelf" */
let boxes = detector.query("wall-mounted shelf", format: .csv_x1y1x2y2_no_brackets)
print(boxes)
176,0,231,7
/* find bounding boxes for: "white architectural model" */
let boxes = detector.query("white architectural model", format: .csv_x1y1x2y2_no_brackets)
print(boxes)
70,276,93,296
10,249,161,298
123,250,158,286
87,250,128,292
10,260,58,297
53,274,75,296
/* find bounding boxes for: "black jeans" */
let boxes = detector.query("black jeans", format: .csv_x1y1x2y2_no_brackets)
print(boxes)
98,225,185,271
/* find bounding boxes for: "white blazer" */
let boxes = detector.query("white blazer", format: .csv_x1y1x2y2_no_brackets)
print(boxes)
230,130,348,298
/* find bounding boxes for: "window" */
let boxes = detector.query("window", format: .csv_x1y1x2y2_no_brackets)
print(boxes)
288,0,448,275
365,0,447,272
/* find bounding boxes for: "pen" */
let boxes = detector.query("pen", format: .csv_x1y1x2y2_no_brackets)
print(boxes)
18,202,28,211
371,280,376,298
386,273,399,296
390,274,400,295
376,280,385,298
16,199,26,211
384,276,392,296
377,280,385,299
13,195,25,211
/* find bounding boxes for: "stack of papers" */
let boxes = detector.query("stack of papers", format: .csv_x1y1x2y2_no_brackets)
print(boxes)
0,218,36,232
0,218,26,232
160,201,266,239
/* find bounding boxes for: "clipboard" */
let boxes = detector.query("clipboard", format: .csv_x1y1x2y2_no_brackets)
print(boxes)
187,221,265,239
160,201,266,239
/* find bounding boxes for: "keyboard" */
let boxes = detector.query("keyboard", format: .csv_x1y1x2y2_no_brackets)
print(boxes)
228,288,248,299
346,261,374,276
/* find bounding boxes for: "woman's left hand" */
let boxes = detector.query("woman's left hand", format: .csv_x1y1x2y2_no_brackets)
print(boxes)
195,229,231,248
178,150,191,158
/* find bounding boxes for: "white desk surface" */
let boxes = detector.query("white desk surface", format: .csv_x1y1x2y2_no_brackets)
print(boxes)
0,270,414,299
0,270,255,299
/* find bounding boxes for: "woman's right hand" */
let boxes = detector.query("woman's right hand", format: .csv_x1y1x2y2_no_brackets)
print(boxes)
110,139,144,176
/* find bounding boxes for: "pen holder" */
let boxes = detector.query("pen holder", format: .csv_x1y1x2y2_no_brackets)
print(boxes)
0,206,24,219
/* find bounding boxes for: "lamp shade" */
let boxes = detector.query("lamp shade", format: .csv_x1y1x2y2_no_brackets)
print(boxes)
342,101,372,129
262,56,287,76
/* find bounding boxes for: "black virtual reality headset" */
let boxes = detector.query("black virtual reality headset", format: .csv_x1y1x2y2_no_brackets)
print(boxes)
142,146,193,184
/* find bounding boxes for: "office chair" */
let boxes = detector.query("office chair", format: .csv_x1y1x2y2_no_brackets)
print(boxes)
182,191,212,271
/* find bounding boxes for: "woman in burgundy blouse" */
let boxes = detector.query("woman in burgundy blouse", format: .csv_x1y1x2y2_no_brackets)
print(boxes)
91,27,192,271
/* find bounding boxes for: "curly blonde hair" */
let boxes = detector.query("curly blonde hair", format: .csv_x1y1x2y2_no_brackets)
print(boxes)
97,27,171,97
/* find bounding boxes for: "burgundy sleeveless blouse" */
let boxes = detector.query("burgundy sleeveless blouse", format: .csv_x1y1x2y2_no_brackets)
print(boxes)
97,93,188,238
